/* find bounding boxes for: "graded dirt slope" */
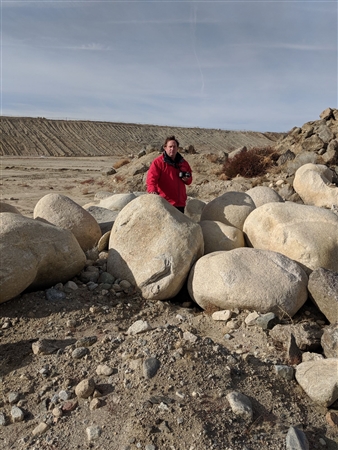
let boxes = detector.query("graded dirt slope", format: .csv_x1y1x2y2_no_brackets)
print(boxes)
1,116,283,157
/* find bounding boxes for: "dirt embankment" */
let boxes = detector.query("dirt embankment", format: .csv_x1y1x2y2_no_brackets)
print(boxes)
1,116,283,158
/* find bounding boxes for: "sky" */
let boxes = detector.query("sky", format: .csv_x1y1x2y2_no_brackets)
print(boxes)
1,0,337,132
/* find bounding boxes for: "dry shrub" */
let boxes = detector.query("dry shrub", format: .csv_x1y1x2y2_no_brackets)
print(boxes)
222,146,278,178
113,158,131,169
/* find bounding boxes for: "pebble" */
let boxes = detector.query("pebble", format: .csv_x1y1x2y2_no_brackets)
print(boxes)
0,412,6,426
90,398,102,410
143,357,161,379
212,310,232,321
96,364,114,376
75,378,96,398
286,426,309,450
72,347,89,359
76,336,97,347
45,288,66,301
226,391,253,421
86,425,102,442
274,365,295,381
127,320,152,335
8,392,20,404
32,422,50,436
58,390,72,401
11,406,24,423
183,331,198,343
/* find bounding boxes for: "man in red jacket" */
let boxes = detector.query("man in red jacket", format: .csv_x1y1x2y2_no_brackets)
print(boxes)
146,136,192,213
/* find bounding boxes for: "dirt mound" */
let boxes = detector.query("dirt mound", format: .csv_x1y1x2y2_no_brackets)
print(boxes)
1,116,283,158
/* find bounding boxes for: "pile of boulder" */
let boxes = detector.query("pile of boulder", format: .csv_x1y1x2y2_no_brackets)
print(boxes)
0,108,337,417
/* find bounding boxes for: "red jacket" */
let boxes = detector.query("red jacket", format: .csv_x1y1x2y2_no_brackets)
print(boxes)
146,152,192,207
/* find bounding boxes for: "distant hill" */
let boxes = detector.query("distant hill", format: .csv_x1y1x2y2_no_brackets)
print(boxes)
1,116,284,157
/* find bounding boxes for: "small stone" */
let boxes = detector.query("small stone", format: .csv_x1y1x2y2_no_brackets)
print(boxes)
64,280,78,291
90,398,102,410
86,425,102,442
143,357,161,379
45,288,66,301
0,412,7,426
245,311,260,325
183,331,198,343
75,378,96,398
32,422,50,436
286,426,309,450
58,390,72,401
326,411,338,428
226,391,253,421
212,310,232,321
62,400,78,412
274,365,295,381
8,392,20,404
32,339,59,355
127,320,152,335
76,336,97,347
96,364,114,376
52,407,63,418
72,347,89,359
11,406,24,423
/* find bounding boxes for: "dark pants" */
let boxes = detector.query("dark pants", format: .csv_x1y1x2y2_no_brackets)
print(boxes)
175,206,185,213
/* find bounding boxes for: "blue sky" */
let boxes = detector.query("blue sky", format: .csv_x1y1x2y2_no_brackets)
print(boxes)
1,0,337,132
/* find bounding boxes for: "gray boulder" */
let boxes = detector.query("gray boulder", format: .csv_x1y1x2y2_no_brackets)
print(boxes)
107,195,203,300
34,193,102,252
243,202,338,273
187,248,308,318
0,213,86,303
200,191,255,230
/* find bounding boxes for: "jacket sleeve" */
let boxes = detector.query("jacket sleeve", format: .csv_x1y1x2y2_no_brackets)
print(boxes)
146,159,161,193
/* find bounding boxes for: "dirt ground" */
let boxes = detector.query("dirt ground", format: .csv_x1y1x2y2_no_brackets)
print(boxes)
0,155,337,450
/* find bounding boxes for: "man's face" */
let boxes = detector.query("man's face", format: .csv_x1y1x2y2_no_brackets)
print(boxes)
165,140,178,159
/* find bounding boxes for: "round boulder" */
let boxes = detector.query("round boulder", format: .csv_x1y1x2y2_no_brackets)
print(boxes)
0,213,86,303
243,202,338,273
187,247,308,318
200,191,255,230
200,220,245,255
34,193,102,252
293,163,338,208
107,195,204,300
245,186,283,207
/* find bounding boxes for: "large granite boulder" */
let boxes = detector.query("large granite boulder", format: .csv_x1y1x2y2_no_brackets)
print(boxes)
0,213,86,303
185,197,206,222
107,195,203,300
308,268,338,324
245,186,283,207
187,248,308,318
295,358,338,407
0,202,21,214
243,202,338,273
199,220,245,255
200,191,255,230
34,193,102,252
98,193,136,211
293,163,338,208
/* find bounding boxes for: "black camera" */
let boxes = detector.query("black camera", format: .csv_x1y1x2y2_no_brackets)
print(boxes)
179,171,191,178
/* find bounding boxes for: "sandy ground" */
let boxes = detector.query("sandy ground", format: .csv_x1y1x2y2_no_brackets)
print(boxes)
0,156,121,217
